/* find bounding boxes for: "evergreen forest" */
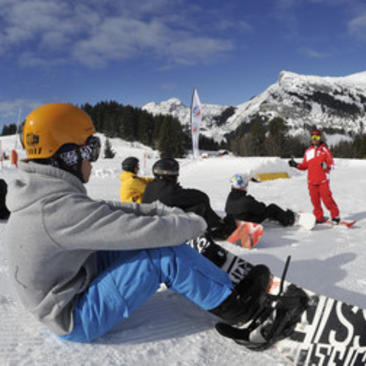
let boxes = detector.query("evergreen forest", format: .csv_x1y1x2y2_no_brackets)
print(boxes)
2,100,366,159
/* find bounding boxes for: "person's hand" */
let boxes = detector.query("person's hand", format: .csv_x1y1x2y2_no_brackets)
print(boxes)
288,158,298,168
321,161,328,170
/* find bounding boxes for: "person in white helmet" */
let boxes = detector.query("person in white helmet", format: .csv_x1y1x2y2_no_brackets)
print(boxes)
225,173,295,226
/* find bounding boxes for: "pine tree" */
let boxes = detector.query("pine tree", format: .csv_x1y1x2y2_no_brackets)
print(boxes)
248,117,266,156
157,116,186,158
104,138,116,159
265,117,288,157
1,124,17,136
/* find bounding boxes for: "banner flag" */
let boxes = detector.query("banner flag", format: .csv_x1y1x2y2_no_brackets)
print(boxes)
191,89,202,159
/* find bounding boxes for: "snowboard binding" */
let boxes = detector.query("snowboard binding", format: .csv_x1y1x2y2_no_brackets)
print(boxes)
216,256,309,350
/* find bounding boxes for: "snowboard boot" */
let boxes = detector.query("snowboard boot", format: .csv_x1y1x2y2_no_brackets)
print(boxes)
215,284,309,351
287,210,296,226
209,225,227,241
222,215,237,238
209,215,237,240
316,217,327,224
331,217,340,225
244,284,309,350
209,264,272,325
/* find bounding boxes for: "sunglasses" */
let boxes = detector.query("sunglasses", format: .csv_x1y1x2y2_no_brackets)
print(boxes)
311,135,321,141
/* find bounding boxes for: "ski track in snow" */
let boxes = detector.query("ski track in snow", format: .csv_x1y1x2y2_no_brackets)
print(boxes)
0,135,365,365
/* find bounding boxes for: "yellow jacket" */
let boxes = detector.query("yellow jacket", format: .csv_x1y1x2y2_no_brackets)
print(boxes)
120,170,153,203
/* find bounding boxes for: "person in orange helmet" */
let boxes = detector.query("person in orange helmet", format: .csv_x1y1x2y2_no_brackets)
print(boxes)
5,102,271,343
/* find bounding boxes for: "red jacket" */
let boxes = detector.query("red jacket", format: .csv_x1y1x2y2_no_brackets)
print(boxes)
297,142,334,185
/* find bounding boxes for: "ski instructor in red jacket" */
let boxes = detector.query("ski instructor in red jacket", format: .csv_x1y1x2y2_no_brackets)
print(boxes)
288,129,340,224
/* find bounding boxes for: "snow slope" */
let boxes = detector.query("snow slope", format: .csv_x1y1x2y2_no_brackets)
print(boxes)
0,135,365,365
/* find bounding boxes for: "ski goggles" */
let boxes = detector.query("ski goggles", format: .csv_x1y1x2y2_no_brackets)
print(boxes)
58,135,101,167
79,135,101,162
311,135,321,140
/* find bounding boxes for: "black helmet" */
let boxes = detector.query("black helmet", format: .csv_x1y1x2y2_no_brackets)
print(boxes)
152,158,179,177
122,157,139,172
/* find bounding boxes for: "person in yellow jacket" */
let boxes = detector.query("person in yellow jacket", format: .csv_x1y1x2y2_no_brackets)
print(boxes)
120,156,153,203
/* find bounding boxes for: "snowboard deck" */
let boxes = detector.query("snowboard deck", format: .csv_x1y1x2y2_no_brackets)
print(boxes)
187,236,366,365
226,221,264,249
221,255,366,365
275,285,366,366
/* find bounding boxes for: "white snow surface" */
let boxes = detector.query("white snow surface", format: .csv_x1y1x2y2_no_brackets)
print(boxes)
0,135,365,365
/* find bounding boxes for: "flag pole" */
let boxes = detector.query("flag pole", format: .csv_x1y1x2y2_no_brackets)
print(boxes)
190,88,202,159
14,107,22,149
190,89,194,158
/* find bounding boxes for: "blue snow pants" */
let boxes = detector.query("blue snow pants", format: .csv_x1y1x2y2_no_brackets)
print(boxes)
61,243,233,342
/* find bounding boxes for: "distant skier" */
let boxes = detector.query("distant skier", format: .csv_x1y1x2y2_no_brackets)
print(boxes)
120,156,153,203
142,157,236,240
5,103,271,343
225,173,295,226
288,129,340,224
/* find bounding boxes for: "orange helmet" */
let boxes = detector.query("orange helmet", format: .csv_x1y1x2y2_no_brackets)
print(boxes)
22,103,95,159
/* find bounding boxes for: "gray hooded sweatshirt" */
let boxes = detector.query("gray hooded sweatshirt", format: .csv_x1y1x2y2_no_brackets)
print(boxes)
4,161,207,335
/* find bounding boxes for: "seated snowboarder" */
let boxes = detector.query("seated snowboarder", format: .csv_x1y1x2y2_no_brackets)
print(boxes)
225,173,295,226
5,103,271,343
142,157,236,240
120,156,153,203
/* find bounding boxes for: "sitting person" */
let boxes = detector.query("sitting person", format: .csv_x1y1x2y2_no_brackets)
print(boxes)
120,156,153,203
5,102,271,343
142,158,236,240
225,173,295,226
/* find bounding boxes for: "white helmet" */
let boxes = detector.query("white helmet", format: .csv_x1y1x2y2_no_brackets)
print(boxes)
230,173,250,190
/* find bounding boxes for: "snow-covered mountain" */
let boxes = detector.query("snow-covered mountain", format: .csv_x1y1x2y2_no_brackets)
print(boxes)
142,98,231,143
143,71,366,142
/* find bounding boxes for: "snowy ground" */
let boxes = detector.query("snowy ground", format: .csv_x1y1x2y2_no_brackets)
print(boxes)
0,134,365,365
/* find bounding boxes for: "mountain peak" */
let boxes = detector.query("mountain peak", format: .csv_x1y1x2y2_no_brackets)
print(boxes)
143,70,366,142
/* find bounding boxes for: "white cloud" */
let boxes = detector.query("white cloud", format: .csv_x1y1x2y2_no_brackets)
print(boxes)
168,37,233,65
1,1,70,43
0,99,41,121
71,15,234,68
299,47,330,58
215,20,252,33
348,14,366,40
17,51,67,67
0,0,235,68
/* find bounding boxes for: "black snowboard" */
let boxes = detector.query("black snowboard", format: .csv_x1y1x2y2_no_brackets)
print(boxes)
188,235,366,365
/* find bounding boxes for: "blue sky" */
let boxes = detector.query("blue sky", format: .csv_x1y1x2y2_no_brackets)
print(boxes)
1,0,366,126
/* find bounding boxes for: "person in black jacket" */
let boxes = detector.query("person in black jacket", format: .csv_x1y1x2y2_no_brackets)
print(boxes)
225,173,295,226
0,178,10,220
142,158,236,240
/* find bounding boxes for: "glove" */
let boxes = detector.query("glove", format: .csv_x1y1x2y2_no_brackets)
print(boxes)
250,177,260,183
288,159,298,168
321,162,328,170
